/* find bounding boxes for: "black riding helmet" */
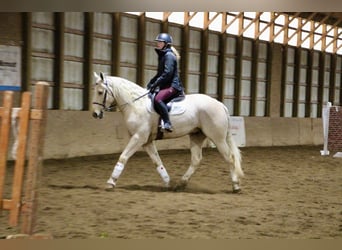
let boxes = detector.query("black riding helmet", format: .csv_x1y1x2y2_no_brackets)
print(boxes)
155,33,173,48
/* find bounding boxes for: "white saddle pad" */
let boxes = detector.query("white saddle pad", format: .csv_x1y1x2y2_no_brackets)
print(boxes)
146,98,186,116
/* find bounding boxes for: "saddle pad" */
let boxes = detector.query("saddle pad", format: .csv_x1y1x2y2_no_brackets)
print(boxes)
146,99,186,116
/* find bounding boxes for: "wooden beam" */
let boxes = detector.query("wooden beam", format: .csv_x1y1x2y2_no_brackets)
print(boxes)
199,28,209,93
183,12,197,26
111,13,120,76
333,41,342,54
0,91,13,209
254,12,260,38
217,32,227,102
325,28,341,51
222,12,243,33
239,12,262,37
137,14,146,86
203,12,220,30
269,12,276,42
54,12,64,109
83,12,94,111
235,36,243,115
256,12,281,40
21,83,49,235
162,12,172,22
9,92,31,226
203,12,209,30
181,22,189,91
21,12,32,92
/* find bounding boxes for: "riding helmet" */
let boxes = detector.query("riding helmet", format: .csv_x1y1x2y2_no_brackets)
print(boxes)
155,33,173,46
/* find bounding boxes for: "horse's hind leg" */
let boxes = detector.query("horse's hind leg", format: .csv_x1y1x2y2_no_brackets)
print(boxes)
213,137,243,193
181,132,206,184
144,142,170,187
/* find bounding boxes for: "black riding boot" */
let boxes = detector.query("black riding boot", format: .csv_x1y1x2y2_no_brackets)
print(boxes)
155,101,173,132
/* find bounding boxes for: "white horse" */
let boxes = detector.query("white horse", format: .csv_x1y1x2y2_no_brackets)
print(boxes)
92,72,244,193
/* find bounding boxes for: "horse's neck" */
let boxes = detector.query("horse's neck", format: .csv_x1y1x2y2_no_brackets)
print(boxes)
110,77,146,112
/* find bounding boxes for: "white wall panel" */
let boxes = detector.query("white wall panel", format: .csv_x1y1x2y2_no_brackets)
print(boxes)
120,42,137,64
186,74,200,93
242,39,252,57
93,37,112,61
257,62,267,78
65,12,84,30
145,45,158,66
207,55,218,73
226,37,236,54
120,67,136,82
63,88,83,110
32,12,53,25
32,28,54,53
241,60,252,77
206,76,217,95
223,78,235,95
168,25,182,46
258,42,267,59
287,48,295,63
225,57,235,75
241,80,251,96
64,33,83,57
63,61,83,84
146,21,160,41
208,33,219,52
31,57,54,81
188,52,200,71
257,81,266,98
300,68,306,83
93,64,111,75
189,29,201,49
94,13,112,35
120,16,137,39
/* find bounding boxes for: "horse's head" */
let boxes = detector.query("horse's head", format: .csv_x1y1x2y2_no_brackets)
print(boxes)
92,72,115,119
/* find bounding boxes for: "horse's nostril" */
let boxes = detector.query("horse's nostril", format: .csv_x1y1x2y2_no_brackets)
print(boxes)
92,112,98,118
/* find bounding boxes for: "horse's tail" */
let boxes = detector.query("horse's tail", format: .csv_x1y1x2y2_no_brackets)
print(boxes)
224,106,244,178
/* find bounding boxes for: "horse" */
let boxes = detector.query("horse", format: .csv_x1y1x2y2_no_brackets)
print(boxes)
91,72,244,193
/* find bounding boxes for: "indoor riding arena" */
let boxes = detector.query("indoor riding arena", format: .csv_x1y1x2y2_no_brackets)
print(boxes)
1,12,342,239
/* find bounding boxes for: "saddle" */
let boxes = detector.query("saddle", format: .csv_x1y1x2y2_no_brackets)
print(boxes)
147,92,186,115
147,93,186,139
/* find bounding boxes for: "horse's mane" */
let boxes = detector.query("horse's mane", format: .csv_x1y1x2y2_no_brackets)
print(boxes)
107,76,147,105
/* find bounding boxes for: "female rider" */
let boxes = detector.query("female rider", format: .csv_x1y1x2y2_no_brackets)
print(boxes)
147,33,184,132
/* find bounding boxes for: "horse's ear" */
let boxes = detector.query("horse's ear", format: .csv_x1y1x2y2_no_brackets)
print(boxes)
100,72,105,81
94,72,100,80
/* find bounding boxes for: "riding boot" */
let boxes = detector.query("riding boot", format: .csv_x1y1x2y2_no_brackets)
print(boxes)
156,101,173,132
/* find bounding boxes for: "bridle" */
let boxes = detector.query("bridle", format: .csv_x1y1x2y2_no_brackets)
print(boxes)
92,78,116,111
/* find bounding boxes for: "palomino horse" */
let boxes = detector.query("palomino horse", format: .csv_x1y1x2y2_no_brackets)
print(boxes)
92,72,244,193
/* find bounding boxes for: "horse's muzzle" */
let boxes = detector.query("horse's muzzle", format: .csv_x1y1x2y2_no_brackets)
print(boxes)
92,111,103,119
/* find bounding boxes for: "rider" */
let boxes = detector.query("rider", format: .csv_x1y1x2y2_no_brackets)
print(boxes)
147,33,184,132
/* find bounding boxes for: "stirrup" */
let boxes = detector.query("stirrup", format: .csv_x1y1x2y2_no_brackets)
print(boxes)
162,122,173,132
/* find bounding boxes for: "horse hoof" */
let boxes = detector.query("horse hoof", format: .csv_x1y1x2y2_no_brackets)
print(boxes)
232,188,241,194
104,183,115,191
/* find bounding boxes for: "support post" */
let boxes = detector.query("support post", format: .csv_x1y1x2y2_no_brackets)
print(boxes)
21,82,49,235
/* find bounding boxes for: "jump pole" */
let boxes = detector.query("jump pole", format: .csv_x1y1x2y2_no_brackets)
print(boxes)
20,82,49,235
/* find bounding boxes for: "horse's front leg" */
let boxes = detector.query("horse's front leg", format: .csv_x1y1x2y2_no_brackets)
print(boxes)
143,142,170,187
106,133,146,190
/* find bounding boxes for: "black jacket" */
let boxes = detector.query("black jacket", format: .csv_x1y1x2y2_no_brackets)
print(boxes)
147,47,183,92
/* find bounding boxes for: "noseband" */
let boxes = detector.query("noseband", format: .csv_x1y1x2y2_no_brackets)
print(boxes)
92,79,115,111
